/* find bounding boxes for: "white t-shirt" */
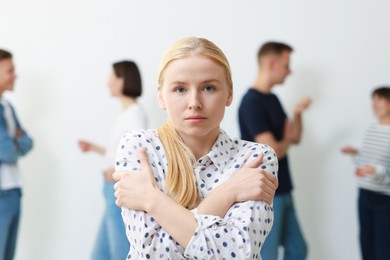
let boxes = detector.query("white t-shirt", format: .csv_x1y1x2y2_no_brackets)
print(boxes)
104,103,147,169
0,98,22,189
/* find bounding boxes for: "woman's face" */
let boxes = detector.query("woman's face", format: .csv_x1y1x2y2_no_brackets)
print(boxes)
159,55,232,141
107,69,124,97
372,94,390,120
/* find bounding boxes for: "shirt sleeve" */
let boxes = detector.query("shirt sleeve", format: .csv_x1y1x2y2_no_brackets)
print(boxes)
0,110,33,163
0,105,33,163
372,164,390,184
353,150,390,185
184,201,272,259
14,128,33,156
115,130,187,259
184,146,278,259
239,97,272,140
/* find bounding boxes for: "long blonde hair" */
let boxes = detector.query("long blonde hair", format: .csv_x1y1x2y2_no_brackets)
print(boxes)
157,37,232,209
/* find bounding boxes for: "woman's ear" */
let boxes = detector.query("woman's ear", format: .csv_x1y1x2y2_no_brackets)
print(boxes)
158,92,166,110
226,90,233,106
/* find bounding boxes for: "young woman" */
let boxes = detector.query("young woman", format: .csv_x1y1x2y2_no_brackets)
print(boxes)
341,87,390,260
78,61,147,259
113,37,278,259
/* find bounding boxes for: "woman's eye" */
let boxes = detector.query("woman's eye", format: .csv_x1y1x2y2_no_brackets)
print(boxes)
204,85,215,92
175,87,186,93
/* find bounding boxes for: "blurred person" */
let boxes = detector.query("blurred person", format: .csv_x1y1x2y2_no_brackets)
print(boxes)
78,60,147,260
0,49,33,260
341,86,390,260
238,42,311,260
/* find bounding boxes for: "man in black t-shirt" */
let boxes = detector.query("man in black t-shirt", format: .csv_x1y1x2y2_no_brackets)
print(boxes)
238,42,311,260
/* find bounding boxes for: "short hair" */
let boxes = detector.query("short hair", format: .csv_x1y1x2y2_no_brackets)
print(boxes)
112,61,142,98
257,42,293,59
372,86,390,101
0,49,12,61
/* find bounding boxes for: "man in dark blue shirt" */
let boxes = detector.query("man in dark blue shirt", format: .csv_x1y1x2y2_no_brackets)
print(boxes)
238,42,311,260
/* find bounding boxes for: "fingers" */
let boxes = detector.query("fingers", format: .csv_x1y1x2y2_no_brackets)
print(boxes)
113,171,126,182
260,170,278,190
253,177,275,205
302,96,312,106
256,170,278,204
295,97,311,114
355,166,374,177
299,97,312,108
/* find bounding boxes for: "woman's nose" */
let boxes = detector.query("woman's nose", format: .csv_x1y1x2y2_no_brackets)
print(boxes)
188,92,202,110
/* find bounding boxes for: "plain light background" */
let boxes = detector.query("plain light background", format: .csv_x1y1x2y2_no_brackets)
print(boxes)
1,0,390,259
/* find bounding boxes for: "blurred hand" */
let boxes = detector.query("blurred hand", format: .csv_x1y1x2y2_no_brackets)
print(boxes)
295,97,312,114
78,140,92,152
341,146,358,155
355,165,375,177
16,128,23,138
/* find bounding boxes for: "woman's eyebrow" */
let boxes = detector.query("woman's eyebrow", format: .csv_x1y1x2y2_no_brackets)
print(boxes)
168,81,186,86
201,79,221,84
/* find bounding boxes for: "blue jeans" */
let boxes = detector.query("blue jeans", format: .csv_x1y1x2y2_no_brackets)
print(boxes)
358,188,390,260
261,193,307,260
0,188,21,260
91,182,130,260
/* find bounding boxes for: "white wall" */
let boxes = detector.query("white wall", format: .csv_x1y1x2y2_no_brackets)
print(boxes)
1,0,390,259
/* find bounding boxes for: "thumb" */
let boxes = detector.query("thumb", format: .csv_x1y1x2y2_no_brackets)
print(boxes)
244,153,264,169
139,148,152,174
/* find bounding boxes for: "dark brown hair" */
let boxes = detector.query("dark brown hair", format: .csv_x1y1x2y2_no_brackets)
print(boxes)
0,49,12,61
113,60,142,98
257,42,293,59
372,86,390,101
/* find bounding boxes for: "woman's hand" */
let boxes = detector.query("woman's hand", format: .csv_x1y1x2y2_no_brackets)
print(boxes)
78,140,106,155
224,153,278,205
78,140,93,152
355,165,375,177
113,149,160,211
341,146,358,155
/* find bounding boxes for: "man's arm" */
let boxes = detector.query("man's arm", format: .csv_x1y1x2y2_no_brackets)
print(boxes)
255,130,291,159
290,97,311,144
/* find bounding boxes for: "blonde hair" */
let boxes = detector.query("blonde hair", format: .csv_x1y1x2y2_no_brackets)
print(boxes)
157,37,232,209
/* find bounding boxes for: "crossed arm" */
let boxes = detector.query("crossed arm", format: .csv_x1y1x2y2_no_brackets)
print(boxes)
113,145,278,258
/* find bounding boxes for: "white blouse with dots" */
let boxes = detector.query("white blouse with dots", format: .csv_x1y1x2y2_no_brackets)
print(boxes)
115,129,278,260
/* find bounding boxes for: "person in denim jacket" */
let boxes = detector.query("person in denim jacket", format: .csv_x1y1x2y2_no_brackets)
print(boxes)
0,49,33,260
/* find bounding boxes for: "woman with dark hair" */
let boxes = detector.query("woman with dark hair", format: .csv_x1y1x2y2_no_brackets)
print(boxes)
78,60,147,259
341,86,390,260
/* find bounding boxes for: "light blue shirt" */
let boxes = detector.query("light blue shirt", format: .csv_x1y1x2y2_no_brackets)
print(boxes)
0,99,33,189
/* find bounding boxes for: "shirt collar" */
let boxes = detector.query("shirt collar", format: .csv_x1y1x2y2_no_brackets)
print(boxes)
195,129,235,170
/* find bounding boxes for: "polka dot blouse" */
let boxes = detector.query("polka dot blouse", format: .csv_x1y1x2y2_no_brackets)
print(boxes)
115,129,278,259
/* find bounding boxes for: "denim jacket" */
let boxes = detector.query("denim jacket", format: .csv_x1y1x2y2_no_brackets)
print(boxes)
0,102,33,165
